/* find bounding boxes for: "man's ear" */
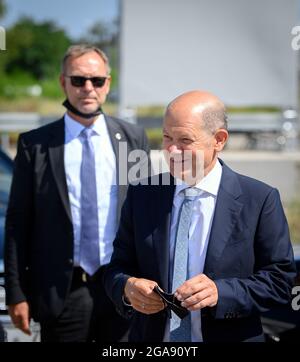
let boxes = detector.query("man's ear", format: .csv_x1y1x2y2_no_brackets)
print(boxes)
59,74,66,93
214,129,228,152
105,75,112,95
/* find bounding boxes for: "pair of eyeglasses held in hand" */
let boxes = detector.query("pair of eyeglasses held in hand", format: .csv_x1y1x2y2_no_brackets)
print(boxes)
154,286,189,319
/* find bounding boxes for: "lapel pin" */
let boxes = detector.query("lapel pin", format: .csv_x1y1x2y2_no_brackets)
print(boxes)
115,133,122,140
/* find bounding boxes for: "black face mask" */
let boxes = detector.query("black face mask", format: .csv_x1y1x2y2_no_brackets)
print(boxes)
62,99,102,119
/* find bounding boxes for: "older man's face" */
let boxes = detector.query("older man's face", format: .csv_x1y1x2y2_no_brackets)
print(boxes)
162,113,219,184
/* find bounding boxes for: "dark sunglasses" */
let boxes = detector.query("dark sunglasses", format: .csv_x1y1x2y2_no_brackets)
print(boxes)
65,75,108,88
154,286,189,319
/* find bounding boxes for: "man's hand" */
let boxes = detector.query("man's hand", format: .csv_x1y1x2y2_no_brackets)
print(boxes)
124,277,165,315
174,274,218,311
8,301,31,335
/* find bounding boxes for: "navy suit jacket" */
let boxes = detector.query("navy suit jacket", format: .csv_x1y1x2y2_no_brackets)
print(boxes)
104,160,295,342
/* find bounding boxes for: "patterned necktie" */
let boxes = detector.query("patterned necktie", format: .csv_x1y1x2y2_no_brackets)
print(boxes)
170,187,198,342
79,128,100,276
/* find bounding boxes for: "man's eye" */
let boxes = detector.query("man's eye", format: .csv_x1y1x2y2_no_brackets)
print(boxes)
163,134,171,139
182,138,192,143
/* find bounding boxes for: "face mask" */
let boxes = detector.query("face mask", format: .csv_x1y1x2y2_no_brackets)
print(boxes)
62,99,102,119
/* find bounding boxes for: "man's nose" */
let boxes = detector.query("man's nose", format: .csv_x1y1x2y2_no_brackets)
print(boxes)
82,79,94,91
168,144,182,153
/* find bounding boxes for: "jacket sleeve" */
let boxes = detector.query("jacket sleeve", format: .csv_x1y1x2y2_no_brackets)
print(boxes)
4,134,33,305
103,184,138,319
214,188,296,319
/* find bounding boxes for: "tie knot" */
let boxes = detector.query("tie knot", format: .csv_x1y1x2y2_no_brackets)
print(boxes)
183,187,201,199
81,127,94,140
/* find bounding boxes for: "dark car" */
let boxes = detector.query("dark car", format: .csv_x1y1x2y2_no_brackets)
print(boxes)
0,148,13,341
261,245,300,342
0,148,13,272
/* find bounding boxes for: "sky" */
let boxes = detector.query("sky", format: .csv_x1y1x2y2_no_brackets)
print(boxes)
1,0,119,39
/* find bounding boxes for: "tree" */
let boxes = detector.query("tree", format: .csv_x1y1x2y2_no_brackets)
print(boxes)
80,20,118,51
3,17,71,79
0,0,6,19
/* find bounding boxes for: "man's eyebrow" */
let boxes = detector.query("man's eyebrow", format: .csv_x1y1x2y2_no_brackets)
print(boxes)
178,133,194,138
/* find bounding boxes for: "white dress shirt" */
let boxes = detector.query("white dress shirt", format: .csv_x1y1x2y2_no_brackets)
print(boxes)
64,112,118,268
165,159,223,342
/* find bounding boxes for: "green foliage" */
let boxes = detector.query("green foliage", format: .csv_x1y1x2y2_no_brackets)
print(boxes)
3,17,71,80
145,128,163,149
136,105,282,117
0,0,6,19
109,66,118,92
0,70,63,98
227,106,281,113
137,106,165,117
0,70,37,97
40,77,64,98
0,16,70,99
0,16,120,99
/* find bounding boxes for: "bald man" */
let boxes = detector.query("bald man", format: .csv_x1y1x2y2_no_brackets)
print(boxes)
104,91,295,342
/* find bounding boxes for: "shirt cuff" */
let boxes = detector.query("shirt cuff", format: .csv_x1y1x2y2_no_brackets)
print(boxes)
122,294,132,307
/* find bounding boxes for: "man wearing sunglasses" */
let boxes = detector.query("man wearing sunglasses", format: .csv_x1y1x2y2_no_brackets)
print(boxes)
5,44,150,342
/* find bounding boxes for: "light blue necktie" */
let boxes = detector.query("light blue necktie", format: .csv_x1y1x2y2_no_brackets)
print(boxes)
79,128,100,276
170,187,199,342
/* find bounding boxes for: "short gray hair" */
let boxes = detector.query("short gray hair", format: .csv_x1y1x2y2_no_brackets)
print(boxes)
61,44,111,75
201,105,228,133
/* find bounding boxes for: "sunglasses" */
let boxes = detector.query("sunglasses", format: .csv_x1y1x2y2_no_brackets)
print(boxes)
154,286,189,319
65,75,108,88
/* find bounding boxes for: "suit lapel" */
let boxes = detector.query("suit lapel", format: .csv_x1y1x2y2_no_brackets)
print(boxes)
152,179,176,291
105,115,127,219
105,115,123,162
204,163,243,274
48,118,72,222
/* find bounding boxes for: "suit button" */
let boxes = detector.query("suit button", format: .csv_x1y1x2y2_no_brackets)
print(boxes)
68,258,73,265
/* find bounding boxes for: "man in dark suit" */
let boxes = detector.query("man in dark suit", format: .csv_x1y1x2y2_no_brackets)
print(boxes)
4,44,150,342
104,90,295,342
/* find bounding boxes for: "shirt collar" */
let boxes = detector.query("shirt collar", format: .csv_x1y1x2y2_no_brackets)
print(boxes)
174,159,223,198
64,112,106,140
